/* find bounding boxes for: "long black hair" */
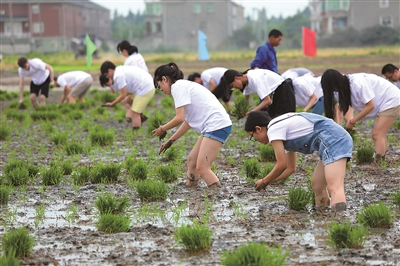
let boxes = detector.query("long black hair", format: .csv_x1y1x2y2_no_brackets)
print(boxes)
153,62,184,87
321,69,352,119
117,40,138,55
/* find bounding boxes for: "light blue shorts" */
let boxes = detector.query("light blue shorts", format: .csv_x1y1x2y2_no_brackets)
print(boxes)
203,125,232,144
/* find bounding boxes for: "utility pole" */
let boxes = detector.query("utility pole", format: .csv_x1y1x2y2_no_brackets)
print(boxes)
8,1,15,53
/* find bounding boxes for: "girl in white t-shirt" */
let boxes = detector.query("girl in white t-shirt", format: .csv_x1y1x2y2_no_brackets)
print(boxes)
245,111,353,213
117,40,148,72
321,69,400,161
152,62,232,188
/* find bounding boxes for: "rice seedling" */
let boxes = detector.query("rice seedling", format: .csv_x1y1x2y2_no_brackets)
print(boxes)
230,94,251,120
160,96,174,109
95,193,130,215
390,190,400,206
260,162,275,178
30,111,60,121
392,120,400,129
128,159,148,181
4,167,30,187
4,159,39,178
243,158,260,180
124,154,137,170
163,146,180,161
156,165,179,183
6,100,20,109
72,165,91,185
41,166,64,186
0,185,11,205
89,126,114,146
34,203,46,228
0,251,20,265
67,110,85,120
3,109,26,122
327,220,368,249
65,142,85,155
220,242,289,266
41,121,55,134
96,213,131,233
287,187,312,211
230,200,247,219
1,227,35,258
77,101,91,110
134,179,170,202
90,163,121,184
59,160,74,175
357,202,395,228
356,145,374,164
50,132,68,145
173,220,212,252
132,203,166,224
36,104,58,111
65,202,79,226
89,88,99,94
0,123,11,140
259,144,276,162
147,112,167,140
99,91,117,103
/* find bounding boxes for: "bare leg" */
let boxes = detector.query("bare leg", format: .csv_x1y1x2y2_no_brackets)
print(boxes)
195,137,223,186
68,95,76,103
130,110,141,128
30,93,38,109
324,158,347,206
372,116,395,156
186,136,203,186
311,160,330,207
39,94,46,106
77,95,85,103
122,96,133,122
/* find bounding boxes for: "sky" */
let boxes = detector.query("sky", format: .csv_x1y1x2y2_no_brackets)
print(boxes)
92,0,310,19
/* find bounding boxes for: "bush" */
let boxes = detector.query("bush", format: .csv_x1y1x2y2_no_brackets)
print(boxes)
174,221,212,252
230,94,251,120
95,193,130,215
259,144,276,161
135,179,169,202
287,187,312,211
65,142,85,155
156,165,179,183
91,163,121,184
41,166,64,186
327,221,368,249
96,213,131,233
221,242,289,266
1,227,34,258
357,202,395,228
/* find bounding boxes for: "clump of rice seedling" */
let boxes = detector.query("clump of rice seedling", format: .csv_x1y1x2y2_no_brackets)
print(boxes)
36,104,58,111
5,167,30,187
124,154,137,170
99,91,117,103
91,163,121,184
259,144,276,161
327,220,368,249
7,100,20,109
156,165,179,183
41,166,64,186
72,165,91,185
3,109,26,122
95,193,130,215
18,99,29,110
77,101,91,110
30,111,60,121
67,110,85,120
346,128,358,143
0,251,20,265
65,142,85,155
94,106,106,115
0,94,6,101
58,104,75,114
260,162,275,178
135,179,170,202
174,220,212,252
161,96,174,109
89,88,99,94
163,146,180,161
41,121,55,134
356,145,374,164
4,159,39,178
147,112,167,140
128,159,148,181
243,158,260,180
89,126,114,146
60,160,74,175
390,190,400,206
50,132,68,145
230,94,251,120
0,123,11,140
220,242,289,266
287,187,312,211
96,213,131,233
0,186,12,205
1,227,35,258
357,202,395,228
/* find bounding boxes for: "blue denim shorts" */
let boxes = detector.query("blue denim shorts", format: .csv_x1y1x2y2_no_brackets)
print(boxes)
203,125,232,144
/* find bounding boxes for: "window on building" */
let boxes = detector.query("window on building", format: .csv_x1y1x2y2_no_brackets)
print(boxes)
193,3,201,14
0,10,5,15
336,17,347,28
33,22,44,33
380,0,389,8
156,22,162,33
381,16,393,27
31,5,40,14
206,3,214,13
326,0,349,11
146,3,162,15
4,22,23,36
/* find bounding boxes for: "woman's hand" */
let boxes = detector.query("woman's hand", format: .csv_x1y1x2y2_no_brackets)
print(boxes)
153,125,166,137
255,178,268,191
345,118,355,129
159,139,174,154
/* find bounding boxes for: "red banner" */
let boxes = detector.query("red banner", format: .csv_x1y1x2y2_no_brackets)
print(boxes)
302,27,317,57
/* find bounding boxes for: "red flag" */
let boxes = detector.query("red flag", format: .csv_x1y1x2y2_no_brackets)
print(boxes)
302,27,317,57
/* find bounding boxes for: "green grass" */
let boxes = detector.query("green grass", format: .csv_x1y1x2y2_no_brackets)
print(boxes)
327,221,368,249
1,227,35,258
174,221,213,252
357,202,395,228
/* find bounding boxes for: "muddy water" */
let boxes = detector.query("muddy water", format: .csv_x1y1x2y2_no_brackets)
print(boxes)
0,91,399,265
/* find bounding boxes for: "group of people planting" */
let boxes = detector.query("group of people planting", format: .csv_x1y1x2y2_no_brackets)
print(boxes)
16,32,400,215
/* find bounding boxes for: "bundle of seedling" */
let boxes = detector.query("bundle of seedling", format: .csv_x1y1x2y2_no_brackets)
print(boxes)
230,94,251,120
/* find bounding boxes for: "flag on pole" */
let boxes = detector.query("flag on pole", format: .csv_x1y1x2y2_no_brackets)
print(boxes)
302,27,317,57
85,34,97,68
198,30,210,61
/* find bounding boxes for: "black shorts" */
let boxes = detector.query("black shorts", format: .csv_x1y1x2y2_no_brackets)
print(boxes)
267,80,296,118
30,75,50,97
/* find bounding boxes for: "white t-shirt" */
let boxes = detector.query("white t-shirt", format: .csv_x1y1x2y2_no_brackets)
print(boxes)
57,71,91,89
18,58,49,85
171,80,232,133
113,66,154,96
124,53,148,72
200,67,227,89
281,68,314,80
394,80,400,89
302,75,324,99
348,73,400,117
292,76,318,107
243,69,284,99
267,113,314,143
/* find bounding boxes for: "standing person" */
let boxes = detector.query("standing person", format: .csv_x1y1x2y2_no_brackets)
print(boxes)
17,57,54,109
152,62,232,188
188,67,232,109
117,40,148,72
292,75,324,115
223,69,296,118
100,61,155,130
245,111,352,213
55,71,93,104
250,29,283,73
281,67,314,80
321,69,400,162
381,63,400,89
